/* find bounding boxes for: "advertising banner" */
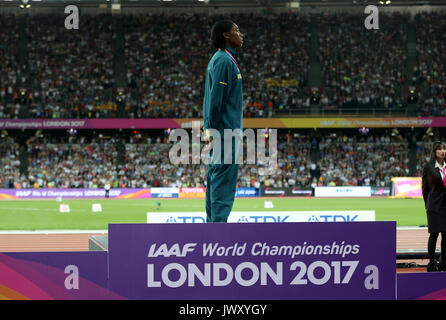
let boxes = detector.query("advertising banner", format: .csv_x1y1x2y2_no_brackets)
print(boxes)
261,187,312,197
148,188,179,199
147,211,375,224
289,188,313,197
371,187,391,197
243,117,438,128
227,211,375,223
1,117,445,130
262,187,287,197
108,222,396,300
235,188,260,197
314,187,371,198
147,212,206,224
0,188,152,199
0,119,181,130
179,188,206,199
391,177,422,198
0,252,125,300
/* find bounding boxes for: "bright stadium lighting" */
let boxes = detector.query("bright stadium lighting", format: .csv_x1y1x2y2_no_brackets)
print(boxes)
386,0,391,4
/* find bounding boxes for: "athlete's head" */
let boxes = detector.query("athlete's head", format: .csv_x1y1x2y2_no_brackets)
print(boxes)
211,20,243,50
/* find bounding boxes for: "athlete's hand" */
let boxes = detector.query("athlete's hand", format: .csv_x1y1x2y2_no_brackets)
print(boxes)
202,129,214,153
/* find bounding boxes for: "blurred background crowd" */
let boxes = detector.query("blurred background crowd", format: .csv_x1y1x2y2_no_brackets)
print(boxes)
0,11,444,118
0,10,444,190
0,129,433,189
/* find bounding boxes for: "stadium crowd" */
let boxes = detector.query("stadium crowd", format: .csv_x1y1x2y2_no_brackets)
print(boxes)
0,131,425,190
123,12,311,119
0,14,116,119
0,14,21,119
415,11,446,117
27,14,115,119
318,12,408,112
0,11,445,118
0,137,21,189
0,12,312,119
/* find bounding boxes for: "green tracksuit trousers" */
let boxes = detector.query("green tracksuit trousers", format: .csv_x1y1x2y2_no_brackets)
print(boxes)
206,163,239,222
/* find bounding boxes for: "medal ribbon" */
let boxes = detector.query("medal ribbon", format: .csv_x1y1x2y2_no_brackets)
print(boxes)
224,49,240,71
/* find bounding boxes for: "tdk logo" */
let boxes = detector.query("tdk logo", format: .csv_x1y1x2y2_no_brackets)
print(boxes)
313,215,359,222
165,216,206,223
335,188,353,193
237,216,289,223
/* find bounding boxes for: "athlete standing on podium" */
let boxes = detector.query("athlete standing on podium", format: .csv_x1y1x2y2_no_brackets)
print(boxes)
203,20,244,222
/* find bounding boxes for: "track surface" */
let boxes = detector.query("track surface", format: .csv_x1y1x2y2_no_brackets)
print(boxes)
0,228,432,252
0,232,105,252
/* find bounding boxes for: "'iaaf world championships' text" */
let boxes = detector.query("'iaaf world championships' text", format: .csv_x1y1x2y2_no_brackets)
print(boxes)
148,241,360,259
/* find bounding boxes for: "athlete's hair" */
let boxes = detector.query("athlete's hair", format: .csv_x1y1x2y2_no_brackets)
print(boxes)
210,20,235,50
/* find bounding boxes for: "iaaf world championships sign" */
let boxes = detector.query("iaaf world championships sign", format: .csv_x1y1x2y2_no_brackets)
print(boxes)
108,222,396,300
0,222,409,300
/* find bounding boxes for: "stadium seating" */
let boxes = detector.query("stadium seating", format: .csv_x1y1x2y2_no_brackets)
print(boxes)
0,130,428,189
0,10,444,190
0,14,20,118
318,12,409,115
414,12,446,116
3,11,444,118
